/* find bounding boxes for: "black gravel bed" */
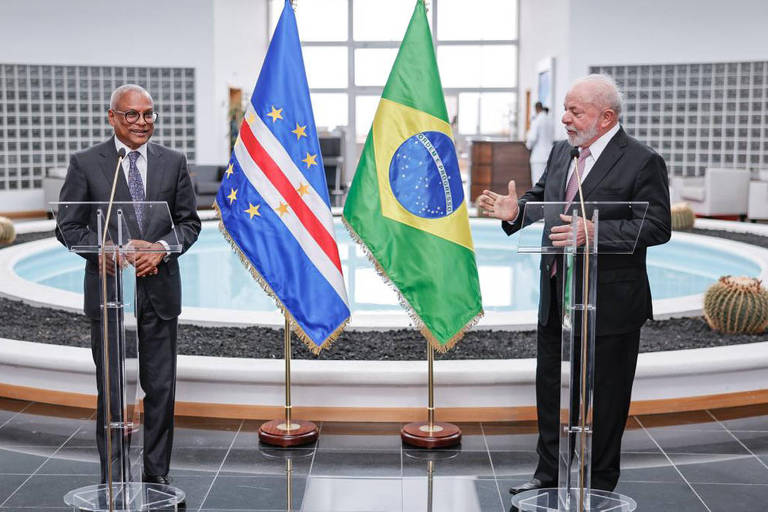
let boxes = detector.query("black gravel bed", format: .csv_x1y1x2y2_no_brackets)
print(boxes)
1,296,764,360
689,227,768,249
0,227,766,360
5,230,56,246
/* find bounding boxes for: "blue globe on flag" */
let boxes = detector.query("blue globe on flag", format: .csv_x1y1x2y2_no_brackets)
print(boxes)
388,131,464,219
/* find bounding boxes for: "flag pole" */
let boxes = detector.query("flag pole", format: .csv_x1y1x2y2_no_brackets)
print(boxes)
258,316,319,446
427,340,434,430
283,317,293,429
286,456,293,512
400,338,462,448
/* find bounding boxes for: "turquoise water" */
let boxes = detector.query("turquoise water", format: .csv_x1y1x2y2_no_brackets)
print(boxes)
13,222,761,313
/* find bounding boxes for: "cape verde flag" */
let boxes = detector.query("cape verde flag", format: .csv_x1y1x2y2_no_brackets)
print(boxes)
214,0,349,353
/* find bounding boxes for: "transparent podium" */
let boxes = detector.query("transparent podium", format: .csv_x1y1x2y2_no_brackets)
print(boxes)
511,201,648,512
53,201,186,511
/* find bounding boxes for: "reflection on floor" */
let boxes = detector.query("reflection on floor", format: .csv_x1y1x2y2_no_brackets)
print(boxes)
0,398,766,511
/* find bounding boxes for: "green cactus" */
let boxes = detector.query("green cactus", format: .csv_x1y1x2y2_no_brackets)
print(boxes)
704,276,768,334
0,216,15,245
670,202,695,231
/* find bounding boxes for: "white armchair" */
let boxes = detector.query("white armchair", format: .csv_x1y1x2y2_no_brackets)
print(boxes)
672,167,750,217
748,179,768,221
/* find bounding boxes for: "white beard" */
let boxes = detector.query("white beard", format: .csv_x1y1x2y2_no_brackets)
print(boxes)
567,120,599,147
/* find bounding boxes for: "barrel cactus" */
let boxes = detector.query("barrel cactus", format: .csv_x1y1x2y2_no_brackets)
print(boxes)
670,202,695,231
0,216,15,244
703,276,768,334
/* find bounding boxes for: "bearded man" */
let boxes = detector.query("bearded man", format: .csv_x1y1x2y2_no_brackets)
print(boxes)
477,74,671,493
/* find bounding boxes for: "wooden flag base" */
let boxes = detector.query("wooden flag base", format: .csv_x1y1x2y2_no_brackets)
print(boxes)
259,419,319,447
401,422,461,449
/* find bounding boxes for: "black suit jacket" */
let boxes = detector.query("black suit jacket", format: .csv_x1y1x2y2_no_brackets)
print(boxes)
56,138,201,320
503,127,671,335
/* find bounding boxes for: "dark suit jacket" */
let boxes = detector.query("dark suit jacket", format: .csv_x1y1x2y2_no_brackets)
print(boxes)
56,137,201,320
503,127,671,335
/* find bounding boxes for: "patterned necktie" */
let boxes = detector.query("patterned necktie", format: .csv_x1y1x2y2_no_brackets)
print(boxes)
127,151,146,234
564,147,591,209
552,147,591,277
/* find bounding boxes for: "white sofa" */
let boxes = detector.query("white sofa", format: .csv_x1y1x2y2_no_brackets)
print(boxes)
671,167,750,217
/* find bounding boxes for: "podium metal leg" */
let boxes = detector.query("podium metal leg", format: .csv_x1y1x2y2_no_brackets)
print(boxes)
511,211,635,511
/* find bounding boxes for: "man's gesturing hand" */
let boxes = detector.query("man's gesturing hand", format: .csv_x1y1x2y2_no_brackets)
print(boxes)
476,180,519,222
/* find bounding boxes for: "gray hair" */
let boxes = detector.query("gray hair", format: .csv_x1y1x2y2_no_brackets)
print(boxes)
109,84,153,110
572,74,623,116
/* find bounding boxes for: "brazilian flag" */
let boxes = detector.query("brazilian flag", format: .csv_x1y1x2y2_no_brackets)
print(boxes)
343,0,483,351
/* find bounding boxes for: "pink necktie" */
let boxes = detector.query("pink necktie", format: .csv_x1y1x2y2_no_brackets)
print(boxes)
551,147,591,277
564,147,591,209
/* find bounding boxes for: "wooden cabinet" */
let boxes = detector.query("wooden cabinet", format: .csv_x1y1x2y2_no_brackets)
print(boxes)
469,140,531,202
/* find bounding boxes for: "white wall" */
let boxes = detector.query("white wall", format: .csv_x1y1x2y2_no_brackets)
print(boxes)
518,0,768,141
0,0,269,213
517,0,570,140
212,0,269,165
569,0,768,80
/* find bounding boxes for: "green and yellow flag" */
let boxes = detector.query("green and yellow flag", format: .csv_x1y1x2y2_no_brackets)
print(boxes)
343,0,483,351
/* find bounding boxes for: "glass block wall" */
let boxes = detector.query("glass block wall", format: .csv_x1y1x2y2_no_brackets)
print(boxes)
591,62,767,177
0,64,195,191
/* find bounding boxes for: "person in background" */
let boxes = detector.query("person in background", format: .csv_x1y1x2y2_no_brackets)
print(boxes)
526,101,554,185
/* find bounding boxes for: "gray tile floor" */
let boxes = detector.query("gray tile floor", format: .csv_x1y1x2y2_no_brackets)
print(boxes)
0,398,766,511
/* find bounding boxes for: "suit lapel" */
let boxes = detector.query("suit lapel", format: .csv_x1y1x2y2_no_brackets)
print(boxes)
144,144,167,239
146,143,165,202
98,137,142,239
98,138,132,202
580,128,627,199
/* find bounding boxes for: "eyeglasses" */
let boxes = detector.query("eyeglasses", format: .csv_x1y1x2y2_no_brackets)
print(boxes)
112,109,159,124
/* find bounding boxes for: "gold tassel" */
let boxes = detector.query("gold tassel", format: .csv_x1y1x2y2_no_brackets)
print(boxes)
341,217,484,353
213,201,349,355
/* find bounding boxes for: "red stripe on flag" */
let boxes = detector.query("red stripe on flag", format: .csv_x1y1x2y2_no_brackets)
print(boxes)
239,119,342,273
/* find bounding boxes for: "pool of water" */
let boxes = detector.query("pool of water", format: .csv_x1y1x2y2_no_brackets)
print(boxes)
13,220,762,314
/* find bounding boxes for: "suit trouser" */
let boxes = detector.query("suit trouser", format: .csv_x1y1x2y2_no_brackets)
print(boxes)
533,276,640,491
90,286,178,483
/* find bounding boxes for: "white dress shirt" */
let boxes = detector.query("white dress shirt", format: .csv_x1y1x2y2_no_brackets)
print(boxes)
566,122,621,185
114,138,148,196
114,137,169,256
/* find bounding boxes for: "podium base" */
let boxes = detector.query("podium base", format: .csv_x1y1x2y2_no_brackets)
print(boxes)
258,419,319,447
510,488,636,512
63,482,185,511
400,422,461,448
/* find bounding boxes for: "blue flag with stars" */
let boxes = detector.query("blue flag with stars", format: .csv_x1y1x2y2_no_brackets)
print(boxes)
214,0,350,353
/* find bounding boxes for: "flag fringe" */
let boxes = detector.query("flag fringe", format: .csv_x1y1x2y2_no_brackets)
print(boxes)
342,216,483,353
213,201,348,355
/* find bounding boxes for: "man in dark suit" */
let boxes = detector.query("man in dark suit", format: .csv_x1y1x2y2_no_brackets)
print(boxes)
477,74,671,493
56,84,200,485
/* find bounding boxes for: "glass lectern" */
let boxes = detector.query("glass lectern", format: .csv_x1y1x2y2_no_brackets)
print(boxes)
512,201,648,512
53,201,186,511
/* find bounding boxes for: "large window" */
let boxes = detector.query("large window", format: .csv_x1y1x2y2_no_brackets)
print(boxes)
268,0,518,161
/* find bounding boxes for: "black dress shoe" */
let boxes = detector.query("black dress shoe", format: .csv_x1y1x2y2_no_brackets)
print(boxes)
142,472,170,485
509,478,551,495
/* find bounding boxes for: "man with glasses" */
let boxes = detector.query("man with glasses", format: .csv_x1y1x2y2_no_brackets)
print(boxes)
57,84,200,486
